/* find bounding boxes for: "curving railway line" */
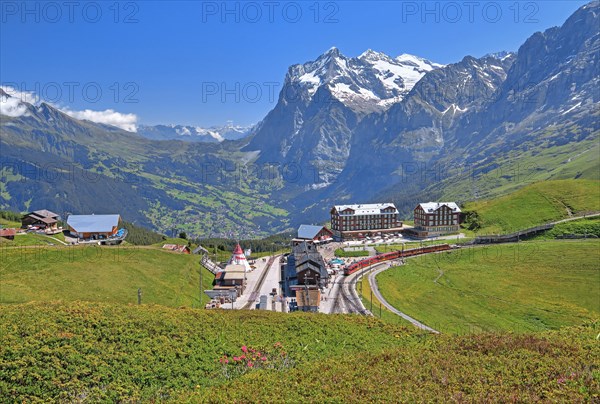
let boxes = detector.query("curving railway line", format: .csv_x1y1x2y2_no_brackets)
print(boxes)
332,267,372,315
331,244,455,319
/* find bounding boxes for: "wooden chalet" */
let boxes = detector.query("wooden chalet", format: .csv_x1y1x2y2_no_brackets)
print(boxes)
280,241,329,311
21,210,60,231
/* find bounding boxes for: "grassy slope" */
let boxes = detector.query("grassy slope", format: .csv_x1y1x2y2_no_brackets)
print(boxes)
0,302,597,402
153,237,191,247
374,238,472,253
376,240,600,334
0,233,65,247
0,245,213,307
437,133,600,204
462,179,600,234
357,274,410,326
0,218,20,228
534,216,600,239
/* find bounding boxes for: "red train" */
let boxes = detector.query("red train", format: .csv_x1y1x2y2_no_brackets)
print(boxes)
343,244,452,276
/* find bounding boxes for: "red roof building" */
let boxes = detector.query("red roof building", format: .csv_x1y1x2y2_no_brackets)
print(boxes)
0,228,16,240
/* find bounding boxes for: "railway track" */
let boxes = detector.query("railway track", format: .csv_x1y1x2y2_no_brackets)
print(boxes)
241,254,279,310
332,268,371,315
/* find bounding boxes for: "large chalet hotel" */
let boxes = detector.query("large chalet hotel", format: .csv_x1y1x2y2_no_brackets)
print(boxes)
412,202,461,238
330,203,402,240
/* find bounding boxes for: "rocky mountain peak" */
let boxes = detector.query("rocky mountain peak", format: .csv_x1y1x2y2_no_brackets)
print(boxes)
285,48,443,112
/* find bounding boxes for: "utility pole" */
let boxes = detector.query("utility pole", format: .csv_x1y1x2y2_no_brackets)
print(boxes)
370,289,373,312
137,288,142,305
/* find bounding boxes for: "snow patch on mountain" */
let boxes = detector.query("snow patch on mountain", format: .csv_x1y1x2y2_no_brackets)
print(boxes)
137,122,253,142
289,47,444,111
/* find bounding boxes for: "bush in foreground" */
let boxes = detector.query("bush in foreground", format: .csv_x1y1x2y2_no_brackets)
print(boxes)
0,302,598,402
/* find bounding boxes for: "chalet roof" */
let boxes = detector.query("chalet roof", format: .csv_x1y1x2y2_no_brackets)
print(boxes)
333,203,397,216
33,209,59,218
297,224,332,240
417,202,461,213
292,241,322,262
23,211,59,223
296,261,321,274
67,214,120,233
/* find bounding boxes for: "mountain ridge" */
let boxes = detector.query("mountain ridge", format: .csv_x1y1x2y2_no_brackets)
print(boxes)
1,1,598,237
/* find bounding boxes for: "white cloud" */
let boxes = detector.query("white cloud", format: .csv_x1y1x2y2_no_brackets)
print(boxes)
0,85,39,105
0,85,38,118
62,108,138,132
0,94,30,117
0,85,138,132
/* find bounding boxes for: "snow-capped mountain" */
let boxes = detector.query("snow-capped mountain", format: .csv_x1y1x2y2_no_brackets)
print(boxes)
289,47,443,112
137,123,253,143
245,47,445,187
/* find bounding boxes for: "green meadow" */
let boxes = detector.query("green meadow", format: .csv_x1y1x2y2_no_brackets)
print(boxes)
376,240,600,334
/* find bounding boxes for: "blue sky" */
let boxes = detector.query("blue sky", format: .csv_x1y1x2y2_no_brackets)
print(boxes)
0,0,589,128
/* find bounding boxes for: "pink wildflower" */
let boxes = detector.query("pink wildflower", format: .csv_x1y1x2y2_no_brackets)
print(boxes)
233,356,240,361
261,357,267,361
241,346,248,353
240,355,246,360
247,362,254,368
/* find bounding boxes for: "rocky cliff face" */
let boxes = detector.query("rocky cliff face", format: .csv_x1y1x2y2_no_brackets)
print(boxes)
301,1,599,219
470,1,597,140
315,53,516,203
